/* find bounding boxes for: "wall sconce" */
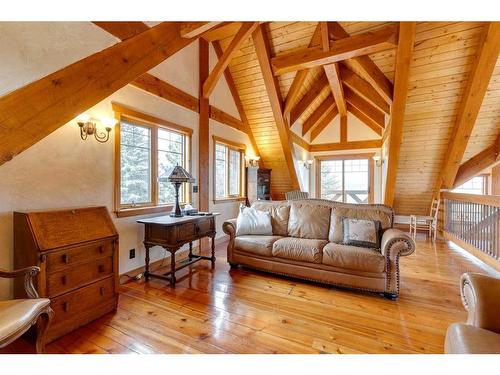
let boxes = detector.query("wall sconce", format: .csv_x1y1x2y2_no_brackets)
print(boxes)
301,160,313,169
373,155,385,167
77,114,115,143
245,155,260,167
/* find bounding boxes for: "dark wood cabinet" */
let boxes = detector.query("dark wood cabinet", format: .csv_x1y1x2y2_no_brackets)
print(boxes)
14,206,119,342
257,168,272,200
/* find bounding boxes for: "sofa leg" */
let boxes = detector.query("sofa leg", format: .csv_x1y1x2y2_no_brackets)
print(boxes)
382,292,398,300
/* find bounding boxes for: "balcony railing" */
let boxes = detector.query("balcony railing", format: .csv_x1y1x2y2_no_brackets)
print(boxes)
321,189,369,204
442,192,500,264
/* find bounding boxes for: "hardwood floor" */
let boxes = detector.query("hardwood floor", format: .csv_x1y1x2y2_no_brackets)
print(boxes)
2,234,499,354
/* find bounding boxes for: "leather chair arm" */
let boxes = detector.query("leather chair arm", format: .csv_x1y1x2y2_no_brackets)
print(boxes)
0,266,40,299
461,273,500,334
381,229,415,259
222,219,237,238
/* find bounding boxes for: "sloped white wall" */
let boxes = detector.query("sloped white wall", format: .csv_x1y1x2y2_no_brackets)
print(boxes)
0,22,250,299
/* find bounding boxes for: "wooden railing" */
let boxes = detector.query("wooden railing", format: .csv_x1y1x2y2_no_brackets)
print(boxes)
322,189,369,204
442,192,500,268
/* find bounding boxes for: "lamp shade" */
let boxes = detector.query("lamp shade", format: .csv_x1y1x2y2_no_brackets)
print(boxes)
166,165,195,184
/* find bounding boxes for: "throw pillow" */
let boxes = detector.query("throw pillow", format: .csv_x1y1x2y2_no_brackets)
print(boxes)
236,205,273,236
342,218,381,249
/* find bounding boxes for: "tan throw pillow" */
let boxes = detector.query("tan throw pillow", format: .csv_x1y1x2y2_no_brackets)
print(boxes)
287,203,330,240
252,202,290,236
342,218,381,249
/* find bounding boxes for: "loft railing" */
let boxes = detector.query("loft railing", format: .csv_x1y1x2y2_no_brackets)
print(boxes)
442,192,500,264
321,189,369,204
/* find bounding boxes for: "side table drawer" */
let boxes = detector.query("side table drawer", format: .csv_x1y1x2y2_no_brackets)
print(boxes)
47,256,113,297
176,218,214,242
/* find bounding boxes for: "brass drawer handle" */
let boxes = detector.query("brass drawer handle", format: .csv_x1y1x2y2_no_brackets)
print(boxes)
62,253,69,264
61,275,67,285
100,287,105,296
63,301,69,312
98,264,105,273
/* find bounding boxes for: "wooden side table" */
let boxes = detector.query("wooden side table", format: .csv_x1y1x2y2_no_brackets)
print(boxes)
137,214,219,286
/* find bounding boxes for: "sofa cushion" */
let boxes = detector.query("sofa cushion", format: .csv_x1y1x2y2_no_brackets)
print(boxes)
272,237,328,263
234,235,283,257
343,218,381,249
252,202,290,236
445,323,500,354
322,242,385,273
287,203,331,240
329,207,392,243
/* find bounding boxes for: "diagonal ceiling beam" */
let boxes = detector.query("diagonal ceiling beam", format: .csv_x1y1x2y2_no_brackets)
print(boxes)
180,22,223,38
201,22,243,42
302,95,335,136
271,24,398,75
347,103,382,137
453,131,500,189
283,24,322,117
310,106,339,142
340,64,390,114
289,72,329,125
320,22,347,117
384,22,417,206
252,24,300,190
92,21,149,40
434,22,500,194
203,22,258,98
329,22,394,105
0,22,195,165
344,85,385,130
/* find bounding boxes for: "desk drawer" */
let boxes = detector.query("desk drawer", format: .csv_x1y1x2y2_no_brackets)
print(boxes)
50,276,116,327
46,241,114,272
177,218,213,242
47,256,113,297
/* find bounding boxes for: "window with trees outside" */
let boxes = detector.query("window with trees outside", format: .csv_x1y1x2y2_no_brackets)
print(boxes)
114,104,192,217
213,136,245,202
316,155,374,204
452,175,488,195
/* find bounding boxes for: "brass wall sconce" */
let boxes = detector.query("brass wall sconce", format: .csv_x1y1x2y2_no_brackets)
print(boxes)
245,155,261,167
77,114,115,143
301,160,313,169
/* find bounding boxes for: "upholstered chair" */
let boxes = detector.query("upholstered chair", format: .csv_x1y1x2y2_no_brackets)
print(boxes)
0,266,54,353
445,273,500,353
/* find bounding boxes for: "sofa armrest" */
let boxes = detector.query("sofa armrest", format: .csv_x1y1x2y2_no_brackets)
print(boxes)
461,273,500,334
381,229,415,259
222,219,237,238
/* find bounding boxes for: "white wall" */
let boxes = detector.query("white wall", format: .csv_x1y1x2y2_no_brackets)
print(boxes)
0,22,250,299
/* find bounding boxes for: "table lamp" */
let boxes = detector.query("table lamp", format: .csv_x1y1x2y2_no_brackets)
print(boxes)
162,165,195,217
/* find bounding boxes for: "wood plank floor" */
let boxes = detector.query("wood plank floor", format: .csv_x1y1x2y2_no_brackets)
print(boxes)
3,234,499,354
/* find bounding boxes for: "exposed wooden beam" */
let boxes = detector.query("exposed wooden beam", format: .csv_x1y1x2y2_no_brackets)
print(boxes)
203,22,258,98
434,22,500,194
289,72,328,125
340,115,348,143
209,105,246,132
329,22,394,105
199,39,210,213
283,25,322,117
340,65,390,114
252,24,300,190
302,95,335,136
453,132,500,189
131,73,199,112
310,139,382,152
180,22,222,38
0,22,195,165
92,21,149,40
271,25,398,75
347,103,382,137
344,86,385,130
320,22,347,117
201,22,243,42
384,22,417,207
290,132,311,151
310,106,339,142
212,41,263,161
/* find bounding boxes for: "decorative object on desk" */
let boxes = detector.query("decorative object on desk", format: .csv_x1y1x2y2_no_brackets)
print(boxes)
76,113,115,143
159,165,195,217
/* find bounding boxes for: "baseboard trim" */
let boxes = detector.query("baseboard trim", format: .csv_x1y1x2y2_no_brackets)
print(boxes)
119,235,229,284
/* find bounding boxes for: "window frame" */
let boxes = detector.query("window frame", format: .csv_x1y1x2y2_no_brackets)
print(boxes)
315,153,375,204
113,103,193,218
453,174,489,195
212,135,246,204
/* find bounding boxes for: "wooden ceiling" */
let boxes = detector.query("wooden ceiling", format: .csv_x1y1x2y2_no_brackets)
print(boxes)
0,21,498,215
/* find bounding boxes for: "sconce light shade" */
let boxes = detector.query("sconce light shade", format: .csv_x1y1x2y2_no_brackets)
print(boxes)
77,114,112,143
373,156,384,167
245,155,260,167
301,160,313,169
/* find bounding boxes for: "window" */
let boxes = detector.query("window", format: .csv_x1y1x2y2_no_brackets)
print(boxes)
317,155,374,204
213,136,245,202
452,175,488,195
114,104,192,217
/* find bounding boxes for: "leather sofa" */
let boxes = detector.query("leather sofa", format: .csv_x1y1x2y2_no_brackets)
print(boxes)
445,273,500,353
223,199,415,298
